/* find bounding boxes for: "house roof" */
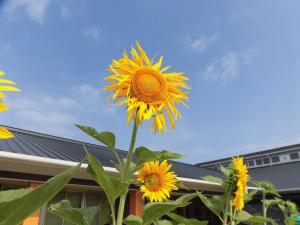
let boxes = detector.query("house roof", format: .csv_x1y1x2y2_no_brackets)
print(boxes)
0,125,222,180
248,161,300,192
196,143,300,167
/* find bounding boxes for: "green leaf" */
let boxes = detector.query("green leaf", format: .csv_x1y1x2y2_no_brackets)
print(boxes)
201,176,223,184
48,200,99,225
0,188,33,203
135,146,183,165
0,164,80,225
197,192,224,218
123,215,143,225
86,151,128,207
99,195,111,225
239,215,276,225
219,166,231,177
167,213,208,225
142,193,197,225
76,124,115,149
156,220,174,225
244,190,257,204
235,210,252,221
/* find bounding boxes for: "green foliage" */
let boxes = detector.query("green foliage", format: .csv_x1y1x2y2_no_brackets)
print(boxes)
85,151,129,207
76,124,116,149
201,175,223,185
253,180,280,197
48,200,99,225
135,146,183,165
142,193,197,225
167,213,209,225
123,215,143,225
99,195,111,225
0,164,80,225
156,220,174,225
197,192,225,219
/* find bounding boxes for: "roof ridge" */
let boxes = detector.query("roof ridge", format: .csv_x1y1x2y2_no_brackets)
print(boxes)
2,124,128,154
196,143,300,165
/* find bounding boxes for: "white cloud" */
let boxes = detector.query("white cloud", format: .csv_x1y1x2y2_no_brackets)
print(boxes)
184,34,219,53
202,49,259,86
4,0,50,24
1,84,116,137
202,52,239,86
82,26,101,42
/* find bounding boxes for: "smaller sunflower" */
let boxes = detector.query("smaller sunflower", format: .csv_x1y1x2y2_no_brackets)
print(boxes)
0,70,20,139
137,160,178,202
232,156,249,211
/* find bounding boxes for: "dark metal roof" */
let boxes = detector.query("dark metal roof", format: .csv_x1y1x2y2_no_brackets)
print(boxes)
196,143,300,166
0,126,221,180
249,161,300,191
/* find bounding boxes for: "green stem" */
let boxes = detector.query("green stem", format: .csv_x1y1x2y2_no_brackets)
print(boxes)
111,204,117,225
124,115,139,179
262,192,267,225
116,115,139,225
117,194,127,225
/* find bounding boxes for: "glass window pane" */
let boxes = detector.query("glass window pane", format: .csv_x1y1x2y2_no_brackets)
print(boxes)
271,156,280,163
290,152,299,160
263,158,270,164
44,191,66,225
63,192,82,225
255,159,262,165
86,192,101,225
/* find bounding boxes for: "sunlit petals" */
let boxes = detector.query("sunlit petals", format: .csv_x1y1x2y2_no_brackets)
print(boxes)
104,41,189,133
0,126,14,139
137,160,178,202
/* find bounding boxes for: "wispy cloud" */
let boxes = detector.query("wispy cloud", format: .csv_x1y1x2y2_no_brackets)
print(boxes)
202,49,259,86
2,84,115,137
4,0,50,24
183,34,219,53
82,26,101,42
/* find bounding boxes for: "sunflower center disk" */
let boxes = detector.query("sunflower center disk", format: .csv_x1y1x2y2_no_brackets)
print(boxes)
131,69,167,103
145,174,161,191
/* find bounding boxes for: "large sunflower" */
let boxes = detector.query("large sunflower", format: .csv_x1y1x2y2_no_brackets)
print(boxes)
137,160,178,202
104,41,189,133
0,70,20,139
232,156,249,211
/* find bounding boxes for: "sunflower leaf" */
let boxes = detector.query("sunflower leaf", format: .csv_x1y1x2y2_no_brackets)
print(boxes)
142,193,197,225
167,213,208,225
135,146,183,165
201,176,223,185
123,215,143,225
85,151,128,207
48,200,99,225
76,124,115,149
0,164,80,225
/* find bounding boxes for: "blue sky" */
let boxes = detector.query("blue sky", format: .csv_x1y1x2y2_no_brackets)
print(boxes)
1,0,300,163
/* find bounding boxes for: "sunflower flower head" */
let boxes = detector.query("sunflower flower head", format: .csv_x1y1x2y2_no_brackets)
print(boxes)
137,160,178,202
104,41,189,133
232,156,249,211
0,70,20,139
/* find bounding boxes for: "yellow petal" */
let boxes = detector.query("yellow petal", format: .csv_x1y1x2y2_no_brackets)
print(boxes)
0,102,8,112
0,126,14,139
0,71,4,76
0,93,6,98
0,79,16,85
0,86,20,92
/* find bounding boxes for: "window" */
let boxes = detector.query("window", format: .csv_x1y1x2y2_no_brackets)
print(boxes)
263,158,270,164
255,159,262,166
271,156,280,163
247,160,254,167
290,152,299,160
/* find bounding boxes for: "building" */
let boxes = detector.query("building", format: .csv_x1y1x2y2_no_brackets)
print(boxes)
197,144,300,206
0,126,224,225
